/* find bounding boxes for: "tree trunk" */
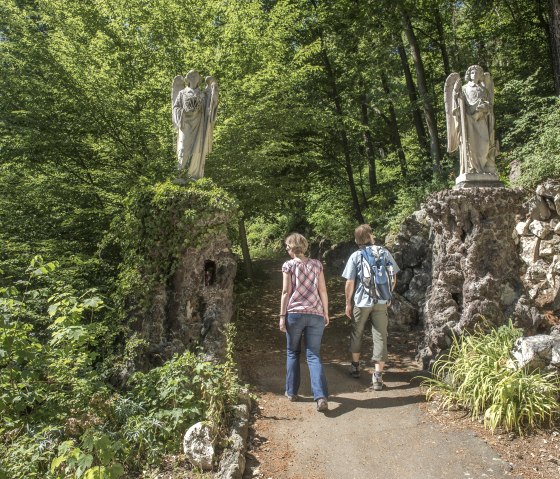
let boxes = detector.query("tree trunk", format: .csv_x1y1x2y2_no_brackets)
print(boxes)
359,90,378,196
321,47,365,223
381,73,408,178
401,7,442,171
434,8,451,77
550,0,560,95
237,216,253,281
397,41,430,158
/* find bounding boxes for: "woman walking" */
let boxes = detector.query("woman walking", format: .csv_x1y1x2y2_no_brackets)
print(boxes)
279,233,329,412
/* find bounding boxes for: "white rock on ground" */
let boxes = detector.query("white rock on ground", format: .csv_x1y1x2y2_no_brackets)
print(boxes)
183,422,214,471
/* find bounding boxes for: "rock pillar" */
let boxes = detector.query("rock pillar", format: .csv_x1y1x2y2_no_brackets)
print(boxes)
418,188,542,366
116,179,237,369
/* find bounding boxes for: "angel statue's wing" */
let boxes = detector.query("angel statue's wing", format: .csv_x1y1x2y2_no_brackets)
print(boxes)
444,72,461,153
483,72,494,105
171,75,185,128
202,76,219,156
205,76,219,122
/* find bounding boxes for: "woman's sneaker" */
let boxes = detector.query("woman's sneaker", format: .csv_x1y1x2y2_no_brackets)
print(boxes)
372,372,384,391
316,398,328,412
285,392,298,402
350,362,360,378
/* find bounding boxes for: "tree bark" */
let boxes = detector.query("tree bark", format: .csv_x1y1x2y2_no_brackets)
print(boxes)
308,0,364,222
397,41,430,158
321,46,365,223
359,89,378,196
401,7,442,171
381,73,408,178
237,216,253,281
550,0,560,95
434,8,451,77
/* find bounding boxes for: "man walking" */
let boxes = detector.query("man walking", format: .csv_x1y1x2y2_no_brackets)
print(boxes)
342,224,399,390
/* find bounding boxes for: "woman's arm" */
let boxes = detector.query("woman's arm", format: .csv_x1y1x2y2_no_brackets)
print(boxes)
279,271,292,332
317,270,329,326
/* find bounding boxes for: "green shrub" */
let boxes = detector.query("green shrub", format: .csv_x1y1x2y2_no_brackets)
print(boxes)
498,74,560,188
422,321,560,434
1,256,242,478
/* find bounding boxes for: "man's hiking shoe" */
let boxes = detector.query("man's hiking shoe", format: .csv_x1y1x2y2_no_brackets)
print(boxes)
285,392,298,402
350,362,360,378
316,398,328,412
372,373,384,391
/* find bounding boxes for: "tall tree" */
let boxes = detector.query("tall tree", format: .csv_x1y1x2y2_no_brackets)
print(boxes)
549,0,560,94
399,3,442,172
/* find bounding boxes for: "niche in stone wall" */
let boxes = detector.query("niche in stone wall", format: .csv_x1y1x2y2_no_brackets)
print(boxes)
204,260,216,286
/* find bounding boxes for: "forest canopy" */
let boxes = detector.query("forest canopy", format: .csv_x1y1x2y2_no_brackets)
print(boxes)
1,0,560,477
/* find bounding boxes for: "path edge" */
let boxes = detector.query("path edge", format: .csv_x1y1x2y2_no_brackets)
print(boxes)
215,389,252,479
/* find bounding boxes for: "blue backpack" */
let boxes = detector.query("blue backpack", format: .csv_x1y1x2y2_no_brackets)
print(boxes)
359,246,395,302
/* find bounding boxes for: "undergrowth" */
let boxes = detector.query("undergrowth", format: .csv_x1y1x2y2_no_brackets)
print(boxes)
422,321,560,435
0,257,241,478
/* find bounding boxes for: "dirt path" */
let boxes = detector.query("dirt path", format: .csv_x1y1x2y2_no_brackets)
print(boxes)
234,260,520,479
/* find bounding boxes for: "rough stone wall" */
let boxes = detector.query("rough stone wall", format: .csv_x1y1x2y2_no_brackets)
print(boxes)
141,234,237,366
515,179,560,314
117,180,238,370
387,210,431,331
389,187,546,367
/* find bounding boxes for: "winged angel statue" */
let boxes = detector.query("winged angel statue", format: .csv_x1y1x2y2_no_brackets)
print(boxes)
172,70,219,179
444,65,499,180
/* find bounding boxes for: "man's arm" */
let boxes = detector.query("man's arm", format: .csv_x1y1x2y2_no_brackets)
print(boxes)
345,279,355,319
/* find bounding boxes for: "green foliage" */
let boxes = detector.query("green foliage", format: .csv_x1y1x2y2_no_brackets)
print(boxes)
498,75,560,188
422,322,560,434
50,435,124,479
305,183,356,244
121,335,239,465
107,179,237,319
0,257,241,477
243,215,290,259
384,177,453,234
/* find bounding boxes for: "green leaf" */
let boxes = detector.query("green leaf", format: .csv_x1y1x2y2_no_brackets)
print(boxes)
107,464,125,478
48,303,59,317
77,453,94,477
50,454,66,473
94,435,114,466
83,297,103,309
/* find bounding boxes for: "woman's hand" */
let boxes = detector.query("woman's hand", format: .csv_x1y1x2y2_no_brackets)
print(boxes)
279,315,287,333
324,314,330,327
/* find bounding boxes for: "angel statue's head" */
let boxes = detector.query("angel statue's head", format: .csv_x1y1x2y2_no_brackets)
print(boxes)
464,65,484,83
185,70,201,88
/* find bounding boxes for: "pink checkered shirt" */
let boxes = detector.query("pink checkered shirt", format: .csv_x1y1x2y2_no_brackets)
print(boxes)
282,258,324,316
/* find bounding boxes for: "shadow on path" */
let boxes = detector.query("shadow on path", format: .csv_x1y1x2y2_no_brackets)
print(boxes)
325,393,426,418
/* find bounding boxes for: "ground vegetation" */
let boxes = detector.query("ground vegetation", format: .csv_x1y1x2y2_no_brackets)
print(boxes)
1,0,560,476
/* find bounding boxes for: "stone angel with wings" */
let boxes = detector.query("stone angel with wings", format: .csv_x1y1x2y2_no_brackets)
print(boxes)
172,70,219,179
444,65,499,179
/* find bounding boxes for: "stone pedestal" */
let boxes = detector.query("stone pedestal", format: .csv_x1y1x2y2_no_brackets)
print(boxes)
117,179,237,370
454,172,504,188
418,188,542,367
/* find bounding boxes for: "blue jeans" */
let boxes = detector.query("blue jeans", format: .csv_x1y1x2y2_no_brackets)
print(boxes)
285,313,328,400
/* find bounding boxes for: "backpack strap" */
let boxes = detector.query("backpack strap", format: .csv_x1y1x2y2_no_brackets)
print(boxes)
361,246,374,267
359,247,378,301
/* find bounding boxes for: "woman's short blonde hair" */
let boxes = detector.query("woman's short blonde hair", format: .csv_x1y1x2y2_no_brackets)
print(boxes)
354,224,375,246
285,233,308,255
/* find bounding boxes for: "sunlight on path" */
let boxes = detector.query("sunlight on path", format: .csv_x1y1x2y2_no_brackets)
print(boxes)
235,260,517,479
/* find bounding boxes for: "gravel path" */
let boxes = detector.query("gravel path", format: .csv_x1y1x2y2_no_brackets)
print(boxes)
234,260,519,479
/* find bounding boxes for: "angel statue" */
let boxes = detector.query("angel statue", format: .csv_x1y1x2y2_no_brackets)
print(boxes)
444,65,500,185
172,70,219,179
